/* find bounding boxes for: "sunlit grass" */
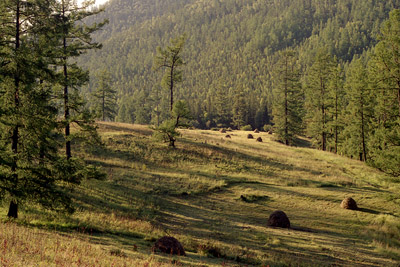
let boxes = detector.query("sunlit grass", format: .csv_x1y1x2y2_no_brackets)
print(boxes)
1,121,400,266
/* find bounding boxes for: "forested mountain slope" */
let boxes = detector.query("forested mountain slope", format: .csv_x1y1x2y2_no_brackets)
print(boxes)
80,0,399,128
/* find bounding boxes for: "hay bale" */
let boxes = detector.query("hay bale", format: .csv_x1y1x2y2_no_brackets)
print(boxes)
247,134,254,139
340,197,357,210
254,129,259,133
153,236,186,256
219,128,226,133
225,134,231,138
267,210,290,228
256,137,263,142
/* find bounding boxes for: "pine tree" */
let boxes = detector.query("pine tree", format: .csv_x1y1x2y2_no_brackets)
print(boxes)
326,63,345,153
214,81,232,127
153,34,186,112
342,59,373,161
304,49,336,150
272,50,304,145
91,69,117,121
52,0,107,159
368,9,400,176
0,0,98,218
153,100,191,147
232,89,247,129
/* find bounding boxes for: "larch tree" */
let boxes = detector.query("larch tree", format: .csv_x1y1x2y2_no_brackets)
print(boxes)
342,59,373,162
272,50,304,145
153,100,191,147
304,49,336,151
368,9,400,176
53,0,107,159
91,69,117,121
153,34,186,112
326,63,345,154
0,0,93,218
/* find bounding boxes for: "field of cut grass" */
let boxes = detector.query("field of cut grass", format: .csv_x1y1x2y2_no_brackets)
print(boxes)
1,121,400,266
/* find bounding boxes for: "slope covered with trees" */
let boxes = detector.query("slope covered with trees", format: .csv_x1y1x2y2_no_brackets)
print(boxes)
79,0,400,175
81,0,398,126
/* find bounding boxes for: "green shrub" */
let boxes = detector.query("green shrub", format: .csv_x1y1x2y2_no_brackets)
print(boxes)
240,125,253,131
263,124,273,132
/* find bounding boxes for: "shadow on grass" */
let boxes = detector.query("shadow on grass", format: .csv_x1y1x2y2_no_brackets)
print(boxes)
357,208,380,215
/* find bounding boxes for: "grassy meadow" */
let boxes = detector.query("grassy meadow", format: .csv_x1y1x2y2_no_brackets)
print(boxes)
1,121,400,266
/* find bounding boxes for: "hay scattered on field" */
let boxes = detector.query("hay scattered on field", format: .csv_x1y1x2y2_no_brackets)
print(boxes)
340,197,357,210
153,236,186,256
267,210,290,228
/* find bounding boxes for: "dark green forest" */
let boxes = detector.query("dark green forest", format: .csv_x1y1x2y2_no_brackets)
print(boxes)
79,0,400,175
1,0,400,217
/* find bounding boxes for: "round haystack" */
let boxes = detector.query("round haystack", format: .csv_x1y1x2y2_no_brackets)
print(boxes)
267,210,290,228
340,197,357,210
225,134,231,138
220,128,226,133
247,134,254,139
153,236,186,256
256,137,263,142
254,129,260,133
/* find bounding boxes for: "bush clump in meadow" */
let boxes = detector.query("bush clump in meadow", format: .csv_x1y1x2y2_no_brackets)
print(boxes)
267,210,290,228
256,137,262,142
153,236,186,256
263,124,272,132
247,134,254,139
340,197,358,210
241,125,253,131
225,134,231,138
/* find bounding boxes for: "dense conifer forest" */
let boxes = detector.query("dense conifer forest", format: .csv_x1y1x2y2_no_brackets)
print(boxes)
3,1,400,265
79,0,400,175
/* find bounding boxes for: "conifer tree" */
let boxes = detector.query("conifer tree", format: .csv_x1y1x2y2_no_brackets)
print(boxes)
368,9,400,176
0,0,96,218
326,64,345,153
214,81,232,127
52,0,107,159
232,89,247,129
304,49,336,150
153,100,191,147
92,69,117,121
272,50,304,145
153,34,186,112
342,59,373,161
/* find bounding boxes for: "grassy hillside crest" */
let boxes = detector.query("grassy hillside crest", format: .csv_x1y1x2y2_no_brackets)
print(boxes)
1,122,400,266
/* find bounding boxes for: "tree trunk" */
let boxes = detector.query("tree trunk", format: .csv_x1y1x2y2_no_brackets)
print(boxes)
10,1,21,218
284,59,289,146
63,5,71,159
7,200,18,219
169,138,175,147
170,65,174,111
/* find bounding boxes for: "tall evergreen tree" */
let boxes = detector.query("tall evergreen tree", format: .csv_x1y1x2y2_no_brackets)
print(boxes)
231,88,248,129
342,59,373,161
272,50,304,145
304,49,336,151
53,0,107,159
153,34,186,112
92,69,117,121
0,0,97,218
326,63,345,153
213,81,232,127
368,9,400,176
